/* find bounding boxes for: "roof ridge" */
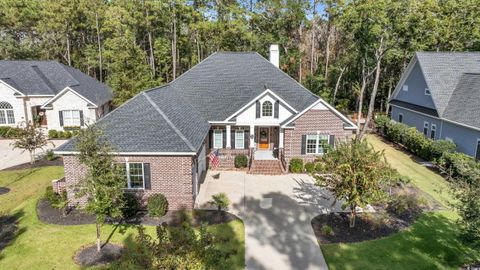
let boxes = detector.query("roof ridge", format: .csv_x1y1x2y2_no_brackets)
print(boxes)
142,91,196,151
56,62,81,87
31,65,57,95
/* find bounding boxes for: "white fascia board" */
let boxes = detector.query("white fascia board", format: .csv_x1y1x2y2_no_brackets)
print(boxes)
54,151,197,156
0,79,25,96
389,56,417,102
209,121,236,125
225,89,298,121
40,86,98,109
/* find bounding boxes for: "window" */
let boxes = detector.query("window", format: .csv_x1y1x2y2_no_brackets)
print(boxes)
398,113,403,123
119,162,145,189
402,85,408,91
62,110,81,126
235,129,244,149
445,137,453,143
0,101,15,125
423,122,429,136
262,101,273,117
213,129,223,149
425,88,431,95
430,124,436,140
306,134,329,155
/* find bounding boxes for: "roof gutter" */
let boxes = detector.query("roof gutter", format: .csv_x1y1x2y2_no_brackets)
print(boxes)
54,151,197,156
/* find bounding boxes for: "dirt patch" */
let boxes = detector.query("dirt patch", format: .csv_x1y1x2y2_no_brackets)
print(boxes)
2,157,63,171
311,212,415,244
37,198,240,226
0,187,10,195
74,243,123,267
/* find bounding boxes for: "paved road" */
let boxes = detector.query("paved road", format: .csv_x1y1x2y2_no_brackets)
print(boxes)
196,171,344,270
0,139,67,170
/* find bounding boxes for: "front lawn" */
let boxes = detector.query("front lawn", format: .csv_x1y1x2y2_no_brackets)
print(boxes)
0,166,245,269
319,135,479,269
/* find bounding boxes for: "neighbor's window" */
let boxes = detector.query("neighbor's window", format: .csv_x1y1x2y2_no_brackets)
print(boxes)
430,124,436,140
262,101,273,117
423,122,429,136
235,129,244,149
119,162,145,189
213,129,223,149
0,101,15,125
306,134,329,155
402,85,409,91
425,88,431,95
62,110,81,126
398,113,403,123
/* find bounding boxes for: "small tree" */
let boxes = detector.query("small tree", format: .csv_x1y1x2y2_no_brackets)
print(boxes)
11,121,51,164
208,193,230,211
75,125,125,252
314,139,394,227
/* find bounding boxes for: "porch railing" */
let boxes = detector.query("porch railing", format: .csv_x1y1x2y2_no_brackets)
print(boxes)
248,147,254,171
279,148,287,173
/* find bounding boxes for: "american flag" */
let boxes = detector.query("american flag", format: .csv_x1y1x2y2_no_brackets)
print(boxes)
209,149,220,168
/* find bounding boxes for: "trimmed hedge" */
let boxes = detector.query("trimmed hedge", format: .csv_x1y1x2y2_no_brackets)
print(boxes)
48,129,79,139
234,154,248,168
0,126,23,138
289,158,304,173
147,193,168,217
374,115,456,161
437,152,480,181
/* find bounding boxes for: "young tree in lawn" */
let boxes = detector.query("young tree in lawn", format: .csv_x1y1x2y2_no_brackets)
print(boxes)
75,125,125,252
11,121,51,164
314,139,394,227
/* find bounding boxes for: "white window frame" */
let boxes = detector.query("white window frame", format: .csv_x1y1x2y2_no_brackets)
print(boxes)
398,113,403,123
213,129,223,149
423,122,429,136
122,162,145,190
402,85,409,92
262,101,273,117
0,101,15,125
305,134,329,155
62,110,81,127
430,124,436,140
235,129,244,149
425,88,431,95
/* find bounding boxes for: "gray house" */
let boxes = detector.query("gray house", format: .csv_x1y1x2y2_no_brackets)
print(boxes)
389,52,480,159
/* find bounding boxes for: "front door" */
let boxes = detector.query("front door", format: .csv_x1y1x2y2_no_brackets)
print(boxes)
259,127,269,149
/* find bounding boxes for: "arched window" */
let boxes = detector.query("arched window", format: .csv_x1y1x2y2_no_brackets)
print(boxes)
262,101,272,117
0,101,15,125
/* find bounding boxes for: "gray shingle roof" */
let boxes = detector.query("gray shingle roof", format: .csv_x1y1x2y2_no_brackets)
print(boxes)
443,73,480,129
0,61,111,106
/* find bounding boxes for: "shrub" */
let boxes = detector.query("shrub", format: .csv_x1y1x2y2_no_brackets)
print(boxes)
320,225,334,236
387,193,424,220
48,129,58,139
304,162,315,173
289,158,304,173
57,131,65,138
428,140,456,161
147,194,168,217
208,193,230,211
314,162,325,172
64,131,72,138
64,126,81,132
122,193,141,218
234,154,248,168
374,115,390,134
0,126,22,138
44,150,57,161
438,152,480,181
44,186,68,209
0,126,11,138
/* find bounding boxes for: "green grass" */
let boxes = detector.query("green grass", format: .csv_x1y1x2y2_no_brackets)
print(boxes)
320,135,480,270
0,166,245,269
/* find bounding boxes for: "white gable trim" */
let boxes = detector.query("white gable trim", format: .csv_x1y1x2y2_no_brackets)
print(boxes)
225,89,297,121
0,79,25,96
40,87,98,109
281,98,357,129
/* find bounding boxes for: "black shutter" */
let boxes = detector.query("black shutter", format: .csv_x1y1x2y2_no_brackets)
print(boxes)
329,135,335,148
301,135,306,155
143,163,151,190
255,100,260,118
59,111,64,126
231,129,235,149
222,129,226,149
79,110,84,126
274,100,279,119
209,130,213,149
245,130,249,148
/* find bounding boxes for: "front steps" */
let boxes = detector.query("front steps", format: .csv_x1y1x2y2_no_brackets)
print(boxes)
248,159,285,175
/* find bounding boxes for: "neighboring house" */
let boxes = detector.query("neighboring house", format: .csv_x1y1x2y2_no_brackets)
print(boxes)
389,52,480,160
55,45,357,210
0,61,112,131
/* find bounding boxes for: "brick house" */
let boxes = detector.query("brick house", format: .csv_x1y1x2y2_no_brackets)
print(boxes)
55,45,357,210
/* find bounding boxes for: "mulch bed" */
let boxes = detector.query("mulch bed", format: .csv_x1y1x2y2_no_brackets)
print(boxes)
311,212,415,244
0,187,10,195
37,198,240,227
2,157,63,171
74,243,123,267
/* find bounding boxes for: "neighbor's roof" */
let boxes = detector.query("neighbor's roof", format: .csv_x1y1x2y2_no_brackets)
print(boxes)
56,85,210,154
0,60,111,106
170,52,319,121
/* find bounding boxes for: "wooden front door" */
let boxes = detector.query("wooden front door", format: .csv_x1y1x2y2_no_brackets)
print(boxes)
259,127,269,149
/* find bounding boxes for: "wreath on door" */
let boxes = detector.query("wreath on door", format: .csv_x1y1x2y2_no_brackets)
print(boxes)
260,130,268,137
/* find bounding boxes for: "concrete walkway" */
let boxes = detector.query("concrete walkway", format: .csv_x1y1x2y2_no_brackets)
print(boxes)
0,139,67,170
196,171,344,270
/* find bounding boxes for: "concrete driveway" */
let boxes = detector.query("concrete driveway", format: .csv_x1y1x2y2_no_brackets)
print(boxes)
195,171,344,270
0,139,67,170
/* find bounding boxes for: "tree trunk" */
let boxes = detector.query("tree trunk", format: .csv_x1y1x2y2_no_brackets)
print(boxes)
324,24,331,82
29,150,35,164
349,207,356,228
332,66,346,104
172,11,177,80
356,75,367,133
95,12,103,82
385,81,392,114
96,221,101,252
66,34,71,66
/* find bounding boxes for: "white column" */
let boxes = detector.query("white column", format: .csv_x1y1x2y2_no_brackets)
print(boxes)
279,128,284,148
226,125,231,149
250,125,255,148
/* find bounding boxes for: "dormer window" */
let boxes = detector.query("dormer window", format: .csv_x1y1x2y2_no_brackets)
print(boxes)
402,85,408,91
262,101,273,117
425,88,431,95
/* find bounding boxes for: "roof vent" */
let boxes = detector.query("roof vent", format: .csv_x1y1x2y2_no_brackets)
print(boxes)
269,44,279,68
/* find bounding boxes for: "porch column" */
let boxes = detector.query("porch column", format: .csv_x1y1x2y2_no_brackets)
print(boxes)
250,125,255,148
279,128,284,148
226,125,231,149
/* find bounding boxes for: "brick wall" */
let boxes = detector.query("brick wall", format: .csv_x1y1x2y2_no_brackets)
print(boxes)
284,109,353,164
63,155,195,210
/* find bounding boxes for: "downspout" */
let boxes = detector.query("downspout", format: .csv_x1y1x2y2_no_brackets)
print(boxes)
439,118,444,139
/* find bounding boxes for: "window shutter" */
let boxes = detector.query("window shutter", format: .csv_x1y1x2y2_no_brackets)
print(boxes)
301,135,306,155
143,163,151,190
222,129,226,148
209,130,213,149
231,129,235,149
79,110,84,126
329,135,335,148
245,130,249,148
274,100,279,119
59,111,64,126
255,100,260,118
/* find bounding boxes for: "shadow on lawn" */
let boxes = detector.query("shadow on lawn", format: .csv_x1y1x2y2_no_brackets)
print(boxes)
2,168,39,188
0,210,26,260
